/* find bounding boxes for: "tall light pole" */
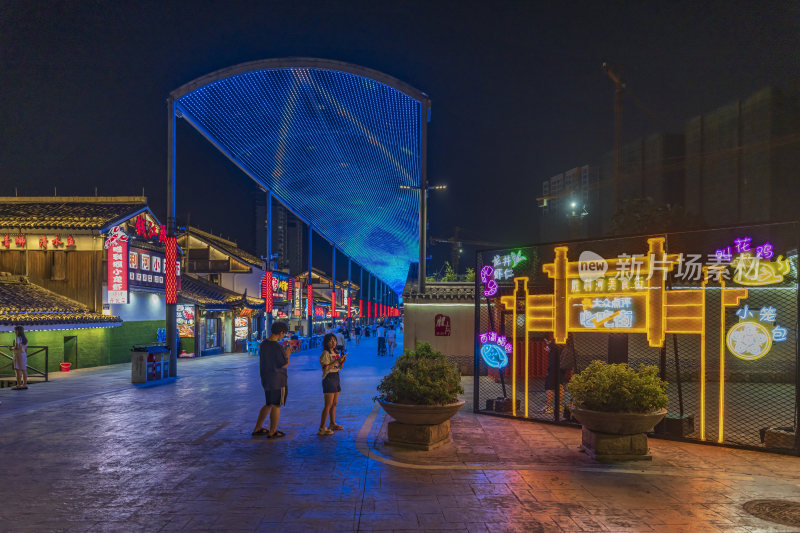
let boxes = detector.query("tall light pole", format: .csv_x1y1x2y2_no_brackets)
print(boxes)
400,183,446,293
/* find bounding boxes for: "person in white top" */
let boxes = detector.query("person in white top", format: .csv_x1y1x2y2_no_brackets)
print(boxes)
318,333,346,436
12,325,28,390
335,327,346,354
385,325,397,357
376,322,386,356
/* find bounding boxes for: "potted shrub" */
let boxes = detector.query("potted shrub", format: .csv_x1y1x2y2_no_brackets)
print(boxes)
567,361,668,461
376,343,465,449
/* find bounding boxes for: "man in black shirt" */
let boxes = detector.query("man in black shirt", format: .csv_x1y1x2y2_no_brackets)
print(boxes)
253,321,292,438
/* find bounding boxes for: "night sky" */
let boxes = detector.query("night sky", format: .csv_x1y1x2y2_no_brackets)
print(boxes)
2,1,798,276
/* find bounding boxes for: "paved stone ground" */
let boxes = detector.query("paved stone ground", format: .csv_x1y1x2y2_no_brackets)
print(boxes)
1,334,799,532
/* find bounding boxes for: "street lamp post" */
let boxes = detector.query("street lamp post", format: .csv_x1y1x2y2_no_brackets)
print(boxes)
400,183,446,294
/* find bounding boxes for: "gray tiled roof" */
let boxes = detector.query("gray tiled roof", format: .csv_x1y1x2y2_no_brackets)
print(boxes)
0,196,148,231
180,274,265,310
403,282,475,303
0,273,121,327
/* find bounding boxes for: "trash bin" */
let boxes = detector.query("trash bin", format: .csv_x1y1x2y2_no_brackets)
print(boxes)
131,344,170,383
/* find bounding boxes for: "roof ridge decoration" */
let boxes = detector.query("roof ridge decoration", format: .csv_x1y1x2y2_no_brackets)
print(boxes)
0,196,147,204
171,58,429,294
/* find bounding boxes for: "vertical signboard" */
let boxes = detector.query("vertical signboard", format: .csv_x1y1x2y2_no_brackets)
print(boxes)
105,226,129,304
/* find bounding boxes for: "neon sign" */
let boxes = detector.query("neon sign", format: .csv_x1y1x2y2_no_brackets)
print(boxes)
478,331,512,369
490,250,527,280
576,297,637,330
715,236,774,262
729,254,790,286
480,265,498,297
727,305,787,361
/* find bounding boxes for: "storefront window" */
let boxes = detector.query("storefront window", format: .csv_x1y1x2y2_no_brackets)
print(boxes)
205,318,219,349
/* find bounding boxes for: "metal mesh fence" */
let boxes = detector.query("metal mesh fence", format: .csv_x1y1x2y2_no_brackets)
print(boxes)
475,222,798,453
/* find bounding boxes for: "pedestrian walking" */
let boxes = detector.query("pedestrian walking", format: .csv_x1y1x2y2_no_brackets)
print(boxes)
319,333,346,436
386,325,397,356
376,322,386,356
12,325,28,390
335,327,347,354
252,321,292,438
354,324,361,345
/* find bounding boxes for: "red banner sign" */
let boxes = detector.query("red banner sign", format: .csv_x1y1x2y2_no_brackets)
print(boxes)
106,226,129,304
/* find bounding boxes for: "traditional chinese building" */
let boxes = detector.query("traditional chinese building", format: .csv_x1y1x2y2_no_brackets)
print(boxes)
0,196,178,369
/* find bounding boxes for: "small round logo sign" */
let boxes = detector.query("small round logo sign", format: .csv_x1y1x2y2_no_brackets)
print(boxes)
726,321,772,361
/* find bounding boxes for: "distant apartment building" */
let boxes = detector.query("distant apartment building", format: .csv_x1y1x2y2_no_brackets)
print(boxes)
597,132,686,234
538,165,600,242
684,86,800,227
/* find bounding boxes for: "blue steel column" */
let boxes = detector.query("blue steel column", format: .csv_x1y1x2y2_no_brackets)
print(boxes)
359,267,364,325
347,258,351,328
307,224,313,337
331,246,336,323
266,190,273,334
366,271,371,325
166,97,178,377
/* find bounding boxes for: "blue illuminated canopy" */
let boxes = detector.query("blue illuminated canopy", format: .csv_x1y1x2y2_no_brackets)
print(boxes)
171,58,429,294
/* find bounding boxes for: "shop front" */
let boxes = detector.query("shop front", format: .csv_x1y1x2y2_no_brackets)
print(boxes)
179,274,264,356
475,222,799,453
0,196,178,369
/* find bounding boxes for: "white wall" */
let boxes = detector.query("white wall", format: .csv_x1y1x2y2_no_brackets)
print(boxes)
220,270,264,298
105,288,166,322
404,302,475,356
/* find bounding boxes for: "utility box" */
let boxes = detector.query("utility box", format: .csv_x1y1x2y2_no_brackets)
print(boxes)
131,345,170,384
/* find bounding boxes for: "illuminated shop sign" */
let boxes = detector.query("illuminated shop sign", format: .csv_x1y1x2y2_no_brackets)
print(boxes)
1,233,79,250
271,272,290,300
726,305,787,361
496,237,760,443
293,279,303,317
729,254,791,286
105,226,129,304
177,304,195,338
133,214,166,242
573,296,644,331
715,236,774,262
478,331,511,369
128,247,168,290
490,251,527,280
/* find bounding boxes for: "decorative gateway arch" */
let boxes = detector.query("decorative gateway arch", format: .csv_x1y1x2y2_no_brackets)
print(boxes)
164,59,430,371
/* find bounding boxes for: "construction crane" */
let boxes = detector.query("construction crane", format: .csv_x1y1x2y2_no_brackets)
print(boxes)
603,62,663,208
429,227,506,273
602,62,626,208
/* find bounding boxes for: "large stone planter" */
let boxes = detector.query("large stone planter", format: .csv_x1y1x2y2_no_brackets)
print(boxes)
378,399,465,450
378,400,465,425
571,407,667,462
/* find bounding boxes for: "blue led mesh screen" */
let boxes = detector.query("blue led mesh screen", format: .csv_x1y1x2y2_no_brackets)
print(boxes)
176,67,422,293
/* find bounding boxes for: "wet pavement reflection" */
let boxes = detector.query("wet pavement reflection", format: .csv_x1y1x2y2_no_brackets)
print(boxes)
1,334,799,531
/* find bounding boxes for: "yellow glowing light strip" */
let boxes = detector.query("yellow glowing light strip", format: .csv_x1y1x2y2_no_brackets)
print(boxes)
524,282,530,419
719,288,725,443
700,273,708,441
511,280,520,417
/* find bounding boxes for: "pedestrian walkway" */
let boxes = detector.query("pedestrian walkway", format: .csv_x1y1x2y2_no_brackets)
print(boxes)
0,333,799,532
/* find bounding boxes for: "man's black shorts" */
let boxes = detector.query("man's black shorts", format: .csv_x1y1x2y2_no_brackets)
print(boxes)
264,387,287,406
